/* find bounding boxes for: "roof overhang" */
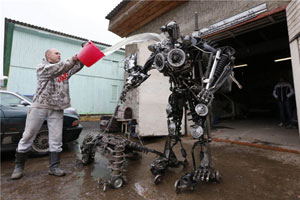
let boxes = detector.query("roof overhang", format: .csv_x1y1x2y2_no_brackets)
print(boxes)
106,0,188,37
202,5,287,42
5,18,112,47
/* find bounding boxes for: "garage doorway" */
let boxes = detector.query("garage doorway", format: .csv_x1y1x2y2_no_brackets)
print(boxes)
209,10,299,144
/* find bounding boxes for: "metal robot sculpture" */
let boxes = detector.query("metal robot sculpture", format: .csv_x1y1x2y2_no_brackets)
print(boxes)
119,20,237,192
80,132,164,191
80,15,239,192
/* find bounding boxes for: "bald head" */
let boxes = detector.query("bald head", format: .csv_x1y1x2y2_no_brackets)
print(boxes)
45,48,61,63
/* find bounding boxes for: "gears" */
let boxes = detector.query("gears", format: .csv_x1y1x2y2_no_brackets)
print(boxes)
195,104,208,116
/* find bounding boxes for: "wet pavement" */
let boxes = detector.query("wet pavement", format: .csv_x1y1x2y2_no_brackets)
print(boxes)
1,121,300,200
212,118,300,152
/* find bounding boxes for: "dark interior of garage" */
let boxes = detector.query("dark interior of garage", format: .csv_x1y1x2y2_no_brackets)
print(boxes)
214,13,297,125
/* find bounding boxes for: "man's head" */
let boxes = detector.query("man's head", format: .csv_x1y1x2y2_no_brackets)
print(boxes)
45,48,61,63
279,77,286,83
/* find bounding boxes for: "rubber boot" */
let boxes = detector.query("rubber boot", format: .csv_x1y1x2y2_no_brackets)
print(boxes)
11,151,28,180
48,152,66,176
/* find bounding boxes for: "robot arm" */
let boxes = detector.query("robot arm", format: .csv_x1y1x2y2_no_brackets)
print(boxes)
120,53,154,102
196,44,235,106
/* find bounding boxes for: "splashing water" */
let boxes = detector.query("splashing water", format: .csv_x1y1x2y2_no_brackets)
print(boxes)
102,33,164,56
134,182,152,199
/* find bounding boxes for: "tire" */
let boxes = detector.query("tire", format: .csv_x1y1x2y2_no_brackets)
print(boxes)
154,174,162,185
174,179,181,193
31,129,49,156
112,177,124,189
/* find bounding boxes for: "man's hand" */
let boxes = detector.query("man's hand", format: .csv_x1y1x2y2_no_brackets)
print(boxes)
72,55,78,62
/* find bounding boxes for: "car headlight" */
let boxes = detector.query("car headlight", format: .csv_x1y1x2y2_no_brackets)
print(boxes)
72,120,79,127
167,48,186,68
154,53,166,71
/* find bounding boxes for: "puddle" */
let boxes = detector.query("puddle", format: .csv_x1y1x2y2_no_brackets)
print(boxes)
90,155,111,181
75,145,111,181
134,182,151,199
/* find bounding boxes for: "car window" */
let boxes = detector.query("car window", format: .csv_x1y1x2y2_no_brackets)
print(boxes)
0,93,22,106
17,93,33,103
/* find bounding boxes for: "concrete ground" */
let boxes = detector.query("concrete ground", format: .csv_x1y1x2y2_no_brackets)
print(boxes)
212,118,300,152
1,120,300,200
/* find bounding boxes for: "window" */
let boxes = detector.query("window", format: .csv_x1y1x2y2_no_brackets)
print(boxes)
0,93,22,105
111,85,118,102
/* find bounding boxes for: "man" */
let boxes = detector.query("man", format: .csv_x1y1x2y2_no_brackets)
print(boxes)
11,48,84,179
273,77,294,127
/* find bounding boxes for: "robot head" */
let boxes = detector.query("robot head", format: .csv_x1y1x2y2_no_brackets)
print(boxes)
160,21,180,40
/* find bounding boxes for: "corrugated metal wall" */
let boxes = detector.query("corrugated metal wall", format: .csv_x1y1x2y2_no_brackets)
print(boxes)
7,25,125,115
287,0,300,42
287,0,300,136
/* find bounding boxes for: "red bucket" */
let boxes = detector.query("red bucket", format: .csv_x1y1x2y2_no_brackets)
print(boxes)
77,41,104,67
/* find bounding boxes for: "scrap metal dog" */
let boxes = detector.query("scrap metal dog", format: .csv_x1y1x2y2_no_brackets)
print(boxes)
80,132,163,191
80,15,238,192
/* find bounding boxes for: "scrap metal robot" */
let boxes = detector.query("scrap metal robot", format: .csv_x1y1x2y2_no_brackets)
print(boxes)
80,15,239,192
119,19,237,192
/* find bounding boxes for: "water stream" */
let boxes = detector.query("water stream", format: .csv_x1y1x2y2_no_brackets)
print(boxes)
102,32,164,56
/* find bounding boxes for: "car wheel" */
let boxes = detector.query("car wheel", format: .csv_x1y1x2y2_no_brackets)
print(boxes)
31,129,49,156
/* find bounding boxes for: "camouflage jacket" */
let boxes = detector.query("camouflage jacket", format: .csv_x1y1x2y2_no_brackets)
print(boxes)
32,58,84,110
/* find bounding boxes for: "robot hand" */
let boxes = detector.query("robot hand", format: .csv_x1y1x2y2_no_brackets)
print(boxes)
119,73,149,103
120,54,151,103
125,72,150,89
197,88,214,105
124,54,150,89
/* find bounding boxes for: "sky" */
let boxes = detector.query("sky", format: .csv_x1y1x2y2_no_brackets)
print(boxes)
1,0,122,44
0,0,123,77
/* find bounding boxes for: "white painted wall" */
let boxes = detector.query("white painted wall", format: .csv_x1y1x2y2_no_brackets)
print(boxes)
289,39,300,139
287,0,300,139
136,42,170,136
